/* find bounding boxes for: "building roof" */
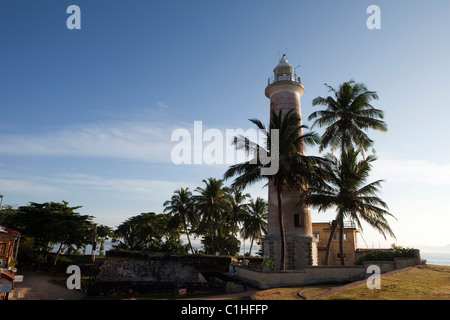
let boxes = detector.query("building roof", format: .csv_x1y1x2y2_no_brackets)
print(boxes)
0,226,19,235
0,226,20,240
0,268,15,282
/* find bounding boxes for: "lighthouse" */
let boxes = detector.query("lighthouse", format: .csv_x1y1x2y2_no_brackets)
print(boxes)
263,56,318,270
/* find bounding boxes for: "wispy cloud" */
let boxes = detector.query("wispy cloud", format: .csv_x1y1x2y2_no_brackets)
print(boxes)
156,101,169,109
0,173,199,226
0,120,180,163
45,173,197,197
0,178,62,195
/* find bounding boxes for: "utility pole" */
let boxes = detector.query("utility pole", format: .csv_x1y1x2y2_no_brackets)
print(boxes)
89,224,97,281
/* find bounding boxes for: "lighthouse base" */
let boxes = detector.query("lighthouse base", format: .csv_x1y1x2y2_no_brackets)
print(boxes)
263,235,318,270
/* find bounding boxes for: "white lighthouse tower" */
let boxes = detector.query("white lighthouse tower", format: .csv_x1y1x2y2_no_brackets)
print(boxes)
263,56,318,270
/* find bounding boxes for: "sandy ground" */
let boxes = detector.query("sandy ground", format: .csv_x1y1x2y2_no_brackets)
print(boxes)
8,269,84,300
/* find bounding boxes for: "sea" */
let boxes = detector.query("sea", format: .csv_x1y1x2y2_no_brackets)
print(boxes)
419,251,450,266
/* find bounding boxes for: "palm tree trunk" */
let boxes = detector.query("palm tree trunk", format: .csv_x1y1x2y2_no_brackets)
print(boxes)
183,216,194,254
276,184,286,270
339,217,345,265
210,225,216,254
215,222,222,254
324,220,337,265
248,235,254,256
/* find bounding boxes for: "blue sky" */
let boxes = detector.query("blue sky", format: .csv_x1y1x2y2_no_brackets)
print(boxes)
1,0,449,250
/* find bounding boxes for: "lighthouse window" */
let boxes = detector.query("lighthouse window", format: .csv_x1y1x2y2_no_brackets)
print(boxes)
277,67,291,75
294,214,301,228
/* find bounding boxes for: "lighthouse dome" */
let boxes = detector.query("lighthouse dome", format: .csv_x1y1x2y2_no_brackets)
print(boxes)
265,55,303,98
273,56,294,76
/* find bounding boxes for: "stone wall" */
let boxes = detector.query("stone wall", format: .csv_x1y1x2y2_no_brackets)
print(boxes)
232,256,419,289
361,257,419,274
96,259,206,283
232,266,307,289
89,259,233,296
106,251,235,272
263,236,316,270
303,265,365,285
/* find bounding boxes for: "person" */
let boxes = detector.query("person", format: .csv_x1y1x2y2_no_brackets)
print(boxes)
230,265,236,277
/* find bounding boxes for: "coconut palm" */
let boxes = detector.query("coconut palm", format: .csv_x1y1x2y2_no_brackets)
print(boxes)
163,188,198,254
309,80,387,156
224,109,320,270
194,178,231,255
307,148,396,265
227,187,251,238
241,197,268,256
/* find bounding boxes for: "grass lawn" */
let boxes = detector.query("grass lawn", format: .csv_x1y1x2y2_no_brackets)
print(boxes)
253,265,450,300
320,265,450,300
253,285,340,300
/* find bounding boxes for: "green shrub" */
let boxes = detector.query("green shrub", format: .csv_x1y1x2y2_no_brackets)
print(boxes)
354,245,415,265
262,258,275,270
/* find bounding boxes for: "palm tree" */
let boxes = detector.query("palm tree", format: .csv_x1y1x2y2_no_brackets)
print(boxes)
194,178,231,255
113,212,159,251
227,187,251,237
163,188,198,254
224,109,319,270
307,148,396,265
241,197,268,256
308,80,387,156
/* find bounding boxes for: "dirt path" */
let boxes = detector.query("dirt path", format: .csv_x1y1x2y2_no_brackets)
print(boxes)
183,285,259,300
9,270,84,300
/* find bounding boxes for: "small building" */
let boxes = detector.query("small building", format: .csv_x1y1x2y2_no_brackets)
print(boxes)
0,226,20,268
312,221,358,266
0,225,20,300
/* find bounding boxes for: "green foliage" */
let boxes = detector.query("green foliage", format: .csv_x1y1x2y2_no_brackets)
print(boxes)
0,205,18,226
3,201,94,254
163,188,197,254
262,258,275,270
354,245,415,265
153,237,189,254
112,212,187,253
308,148,395,265
8,258,17,269
15,237,39,266
200,233,240,256
309,80,387,154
